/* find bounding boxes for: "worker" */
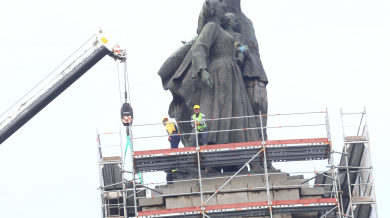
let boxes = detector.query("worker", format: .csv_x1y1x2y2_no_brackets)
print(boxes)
191,105,208,146
162,117,180,149
165,168,178,185
162,117,180,184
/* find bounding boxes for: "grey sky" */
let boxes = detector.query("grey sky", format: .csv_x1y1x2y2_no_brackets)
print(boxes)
0,0,389,217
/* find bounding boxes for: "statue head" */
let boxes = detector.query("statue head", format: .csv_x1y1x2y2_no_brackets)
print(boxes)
223,12,240,31
197,0,226,35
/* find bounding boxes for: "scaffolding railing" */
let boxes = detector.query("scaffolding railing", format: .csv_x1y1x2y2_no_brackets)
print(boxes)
96,128,128,218
96,108,378,218
340,107,378,218
129,110,331,218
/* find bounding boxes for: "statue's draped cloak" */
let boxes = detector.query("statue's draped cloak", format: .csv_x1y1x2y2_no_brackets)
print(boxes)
192,22,260,144
157,37,201,145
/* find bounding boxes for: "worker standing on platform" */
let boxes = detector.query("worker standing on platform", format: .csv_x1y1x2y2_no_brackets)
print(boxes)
162,117,180,149
191,105,208,146
162,117,180,184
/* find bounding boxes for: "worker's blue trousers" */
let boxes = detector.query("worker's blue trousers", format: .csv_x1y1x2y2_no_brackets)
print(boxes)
193,128,208,147
170,135,180,148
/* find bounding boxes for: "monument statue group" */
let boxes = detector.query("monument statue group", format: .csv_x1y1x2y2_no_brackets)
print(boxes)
158,0,269,151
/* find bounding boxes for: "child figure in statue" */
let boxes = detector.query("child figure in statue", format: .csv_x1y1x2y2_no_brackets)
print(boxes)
223,12,268,141
222,13,251,67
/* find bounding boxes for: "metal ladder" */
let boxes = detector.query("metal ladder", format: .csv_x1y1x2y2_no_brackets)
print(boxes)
96,128,127,218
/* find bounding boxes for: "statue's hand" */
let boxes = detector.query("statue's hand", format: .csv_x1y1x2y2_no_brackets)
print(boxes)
192,71,197,81
201,70,213,88
237,45,251,60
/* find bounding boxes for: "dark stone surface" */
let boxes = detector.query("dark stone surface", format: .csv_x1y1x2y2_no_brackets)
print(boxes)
222,0,268,139
102,163,122,190
158,0,269,147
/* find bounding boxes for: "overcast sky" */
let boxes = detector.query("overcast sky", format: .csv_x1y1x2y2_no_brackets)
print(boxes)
0,0,389,217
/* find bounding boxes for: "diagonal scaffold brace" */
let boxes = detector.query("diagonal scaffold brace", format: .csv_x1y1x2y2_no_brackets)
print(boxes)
202,111,270,213
202,148,264,206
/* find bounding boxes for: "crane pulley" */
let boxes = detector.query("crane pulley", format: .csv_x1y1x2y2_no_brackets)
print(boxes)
118,60,133,135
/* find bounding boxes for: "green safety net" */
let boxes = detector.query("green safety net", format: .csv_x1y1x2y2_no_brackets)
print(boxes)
124,134,143,184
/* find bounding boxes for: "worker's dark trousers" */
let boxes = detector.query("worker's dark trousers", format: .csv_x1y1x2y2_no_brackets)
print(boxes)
193,128,208,147
170,135,180,148
166,171,173,184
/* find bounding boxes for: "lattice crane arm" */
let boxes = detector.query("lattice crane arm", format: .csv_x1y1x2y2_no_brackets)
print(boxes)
0,29,127,144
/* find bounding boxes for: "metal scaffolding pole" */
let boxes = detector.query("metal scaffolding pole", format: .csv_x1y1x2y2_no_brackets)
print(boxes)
260,111,272,218
120,127,128,218
320,206,338,218
130,111,326,128
363,107,379,218
340,108,355,218
326,108,342,218
96,129,104,218
194,121,205,218
129,126,138,217
131,123,326,140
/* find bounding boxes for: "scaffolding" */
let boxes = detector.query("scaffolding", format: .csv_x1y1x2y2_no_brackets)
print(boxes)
96,108,378,218
339,107,378,217
96,128,129,218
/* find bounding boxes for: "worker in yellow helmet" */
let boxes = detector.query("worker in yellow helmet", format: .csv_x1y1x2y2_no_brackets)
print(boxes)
162,117,181,184
162,117,180,149
191,105,208,146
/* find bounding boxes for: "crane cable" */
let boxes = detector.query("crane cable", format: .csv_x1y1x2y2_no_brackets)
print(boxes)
118,60,141,183
121,60,131,104
116,61,123,107
124,61,131,104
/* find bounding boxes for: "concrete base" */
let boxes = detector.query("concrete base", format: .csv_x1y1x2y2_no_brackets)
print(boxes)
139,197,164,207
165,196,192,209
140,171,324,216
273,189,300,200
217,192,249,204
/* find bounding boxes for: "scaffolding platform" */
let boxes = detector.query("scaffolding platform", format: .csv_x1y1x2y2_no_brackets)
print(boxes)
137,198,337,217
134,138,330,172
96,109,378,218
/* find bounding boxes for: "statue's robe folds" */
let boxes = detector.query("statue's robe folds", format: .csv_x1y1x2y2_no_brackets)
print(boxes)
158,22,260,146
222,0,269,139
192,22,260,144
157,36,200,146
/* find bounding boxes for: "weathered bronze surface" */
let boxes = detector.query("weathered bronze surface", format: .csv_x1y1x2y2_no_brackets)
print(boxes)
158,0,268,147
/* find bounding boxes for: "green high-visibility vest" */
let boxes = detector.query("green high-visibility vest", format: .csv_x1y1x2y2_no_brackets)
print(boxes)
193,113,207,132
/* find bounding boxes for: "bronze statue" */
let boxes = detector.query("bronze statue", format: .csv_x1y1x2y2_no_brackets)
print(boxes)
157,0,272,172
158,0,268,145
190,0,260,145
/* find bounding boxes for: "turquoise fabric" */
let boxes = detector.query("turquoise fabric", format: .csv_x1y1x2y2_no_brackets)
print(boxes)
124,135,143,184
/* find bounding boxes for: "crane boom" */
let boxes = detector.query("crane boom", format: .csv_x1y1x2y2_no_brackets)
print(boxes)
0,30,126,144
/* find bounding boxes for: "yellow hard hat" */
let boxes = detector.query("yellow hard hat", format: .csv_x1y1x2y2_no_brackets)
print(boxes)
193,105,200,109
162,117,168,122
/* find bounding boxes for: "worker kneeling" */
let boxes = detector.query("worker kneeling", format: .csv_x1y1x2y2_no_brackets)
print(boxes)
162,117,180,149
192,105,208,146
